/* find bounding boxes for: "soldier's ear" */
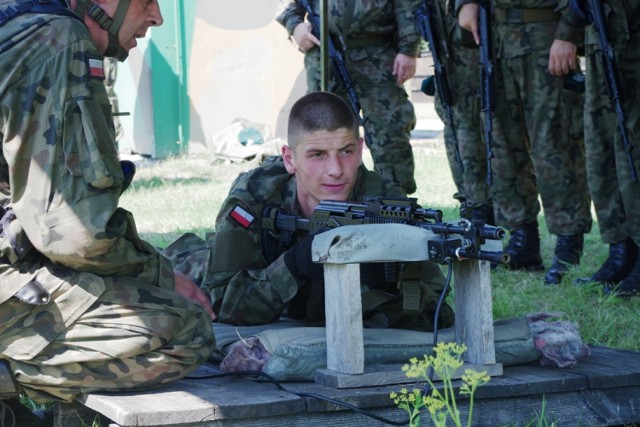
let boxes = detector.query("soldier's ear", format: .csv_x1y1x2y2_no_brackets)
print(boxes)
357,137,364,157
282,145,297,174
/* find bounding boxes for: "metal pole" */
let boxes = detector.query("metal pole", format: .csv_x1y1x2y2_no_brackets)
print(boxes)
320,0,329,91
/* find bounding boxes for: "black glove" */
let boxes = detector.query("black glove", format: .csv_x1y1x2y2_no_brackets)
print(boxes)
283,235,324,281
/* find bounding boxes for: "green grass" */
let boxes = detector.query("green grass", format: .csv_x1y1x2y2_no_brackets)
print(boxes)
119,146,640,351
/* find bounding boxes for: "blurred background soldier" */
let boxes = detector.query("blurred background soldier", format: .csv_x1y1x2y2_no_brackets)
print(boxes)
571,0,640,296
277,0,421,194
458,0,593,284
419,0,493,224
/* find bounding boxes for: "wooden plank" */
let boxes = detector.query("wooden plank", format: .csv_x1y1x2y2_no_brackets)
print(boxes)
80,375,305,426
72,348,640,426
545,346,640,389
314,362,502,389
453,259,496,365
475,364,588,399
323,263,364,375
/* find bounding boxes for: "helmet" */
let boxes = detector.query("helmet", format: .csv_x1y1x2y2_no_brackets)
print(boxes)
74,0,132,61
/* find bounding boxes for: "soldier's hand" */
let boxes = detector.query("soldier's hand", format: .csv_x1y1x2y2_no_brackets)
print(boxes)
283,235,324,281
548,39,577,76
393,53,417,85
174,270,216,321
293,22,320,53
458,4,480,45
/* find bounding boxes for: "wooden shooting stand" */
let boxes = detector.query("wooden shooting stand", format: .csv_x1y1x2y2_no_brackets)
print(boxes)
311,223,503,387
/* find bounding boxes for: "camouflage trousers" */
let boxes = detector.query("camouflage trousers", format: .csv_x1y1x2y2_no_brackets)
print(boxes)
490,49,592,235
304,46,417,193
434,45,489,208
584,31,640,245
584,46,627,244
0,259,215,403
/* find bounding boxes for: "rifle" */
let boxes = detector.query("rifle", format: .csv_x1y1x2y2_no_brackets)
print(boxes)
415,0,464,173
262,196,509,265
585,0,638,183
478,0,495,186
297,0,369,137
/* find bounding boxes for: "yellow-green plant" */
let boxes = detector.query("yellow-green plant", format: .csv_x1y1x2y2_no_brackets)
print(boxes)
390,342,490,427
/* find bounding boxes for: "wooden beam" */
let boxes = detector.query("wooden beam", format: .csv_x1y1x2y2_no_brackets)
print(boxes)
453,259,496,365
323,263,364,374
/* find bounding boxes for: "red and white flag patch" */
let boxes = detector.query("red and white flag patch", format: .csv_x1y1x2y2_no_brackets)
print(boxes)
87,58,105,79
229,205,255,228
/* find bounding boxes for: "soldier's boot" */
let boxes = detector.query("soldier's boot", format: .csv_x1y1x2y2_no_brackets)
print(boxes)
502,222,544,271
544,234,584,285
461,202,495,226
574,237,639,286
611,249,640,297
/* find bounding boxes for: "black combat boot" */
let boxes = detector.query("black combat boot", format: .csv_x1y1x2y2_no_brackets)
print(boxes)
612,249,640,297
544,234,584,285
574,237,639,286
470,204,496,226
503,222,544,271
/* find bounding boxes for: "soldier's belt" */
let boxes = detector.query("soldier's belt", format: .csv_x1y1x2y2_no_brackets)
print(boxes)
345,35,393,49
494,7,560,23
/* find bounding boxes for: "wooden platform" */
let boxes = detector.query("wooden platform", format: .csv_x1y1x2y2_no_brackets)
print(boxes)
55,346,640,427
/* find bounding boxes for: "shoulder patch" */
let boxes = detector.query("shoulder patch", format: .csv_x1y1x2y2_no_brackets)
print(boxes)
229,204,255,228
87,57,105,80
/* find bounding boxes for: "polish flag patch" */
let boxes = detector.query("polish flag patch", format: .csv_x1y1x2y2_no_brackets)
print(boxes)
87,58,105,79
229,205,255,228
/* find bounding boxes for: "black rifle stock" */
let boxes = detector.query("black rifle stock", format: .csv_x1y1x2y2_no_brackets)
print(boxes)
415,1,464,173
585,0,638,183
478,0,495,187
263,196,509,265
297,0,370,139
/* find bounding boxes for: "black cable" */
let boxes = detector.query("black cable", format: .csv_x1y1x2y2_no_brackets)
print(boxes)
421,258,453,396
185,370,409,426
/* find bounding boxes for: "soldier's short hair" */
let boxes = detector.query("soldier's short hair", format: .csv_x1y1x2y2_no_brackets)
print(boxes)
287,92,359,149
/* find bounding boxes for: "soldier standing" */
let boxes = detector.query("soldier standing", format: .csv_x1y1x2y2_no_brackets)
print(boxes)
277,0,420,194
572,0,640,295
421,0,493,223
457,0,593,284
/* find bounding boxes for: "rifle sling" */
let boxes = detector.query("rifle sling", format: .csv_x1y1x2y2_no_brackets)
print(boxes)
342,0,356,43
493,7,560,23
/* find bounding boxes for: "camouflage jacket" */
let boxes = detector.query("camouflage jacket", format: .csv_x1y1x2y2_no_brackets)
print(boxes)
0,3,173,304
276,0,422,58
455,0,582,58
204,156,406,325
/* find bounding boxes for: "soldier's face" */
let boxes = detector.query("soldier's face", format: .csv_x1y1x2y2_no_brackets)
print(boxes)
94,0,164,54
283,128,363,218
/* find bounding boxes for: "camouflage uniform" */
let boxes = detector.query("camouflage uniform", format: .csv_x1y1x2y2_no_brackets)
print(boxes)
456,0,592,236
430,1,489,210
583,2,640,246
277,0,420,194
0,4,215,402
104,57,124,145
199,156,453,329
